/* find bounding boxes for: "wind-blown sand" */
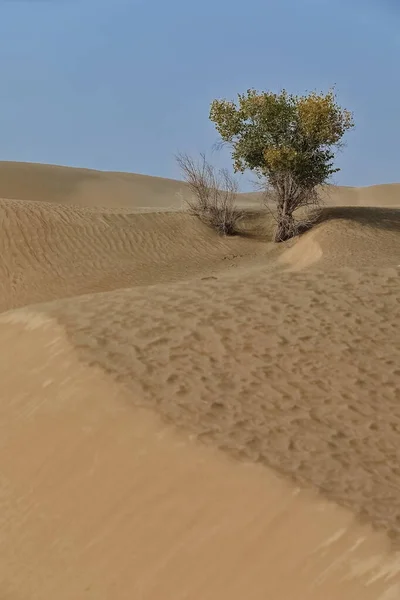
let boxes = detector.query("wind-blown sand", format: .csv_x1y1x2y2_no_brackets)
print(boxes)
0,161,400,599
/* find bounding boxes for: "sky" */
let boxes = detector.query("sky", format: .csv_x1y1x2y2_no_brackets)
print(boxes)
0,0,398,188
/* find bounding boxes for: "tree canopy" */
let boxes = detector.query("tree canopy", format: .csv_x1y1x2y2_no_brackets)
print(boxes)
209,88,354,189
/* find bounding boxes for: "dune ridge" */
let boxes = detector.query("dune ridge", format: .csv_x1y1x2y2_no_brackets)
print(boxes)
0,197,277,311
0,161,400,599
0,160,399,208
1,197,399,312
22,262,399,540
0,309,400,599
280,207,400,270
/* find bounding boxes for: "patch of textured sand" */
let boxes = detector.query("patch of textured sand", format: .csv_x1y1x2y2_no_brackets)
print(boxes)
22,261,399,544
0,198,277,312
1,201,399,313
0,311,400,600
280,207,400,270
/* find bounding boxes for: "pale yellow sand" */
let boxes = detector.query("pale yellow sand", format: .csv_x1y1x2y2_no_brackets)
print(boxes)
0,162,399,599
0,160,399,209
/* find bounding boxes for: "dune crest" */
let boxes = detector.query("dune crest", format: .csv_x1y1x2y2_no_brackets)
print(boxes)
25,263,399,541
280,207,400,270
0,311,400,599
0,160,399,208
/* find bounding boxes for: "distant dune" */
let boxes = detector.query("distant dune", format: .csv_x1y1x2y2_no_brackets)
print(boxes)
0,160,399,208
0,162,399,599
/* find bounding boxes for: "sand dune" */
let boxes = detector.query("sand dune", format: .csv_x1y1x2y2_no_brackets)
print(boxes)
1,200,399,312
0,198,277,311
0,161,259,209
0,160,399,209
1,310,400,599
25,263,400,539
320,183,400,208
0,162,400,599
280,207,400,270
0,161,188,209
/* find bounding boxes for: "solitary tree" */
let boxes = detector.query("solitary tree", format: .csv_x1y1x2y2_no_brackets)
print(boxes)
210,88,354,241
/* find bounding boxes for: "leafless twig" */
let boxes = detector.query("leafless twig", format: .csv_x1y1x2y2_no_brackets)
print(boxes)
176,153,245,236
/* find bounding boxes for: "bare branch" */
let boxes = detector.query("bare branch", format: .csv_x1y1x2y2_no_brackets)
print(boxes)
176,153,244,236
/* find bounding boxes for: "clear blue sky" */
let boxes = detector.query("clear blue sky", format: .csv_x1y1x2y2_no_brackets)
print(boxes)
0,0,398,187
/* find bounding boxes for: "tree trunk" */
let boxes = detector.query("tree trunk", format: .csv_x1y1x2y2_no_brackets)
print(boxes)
274,203,295,242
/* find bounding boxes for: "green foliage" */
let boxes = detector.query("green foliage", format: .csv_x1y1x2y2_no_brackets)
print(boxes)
209,88,354,190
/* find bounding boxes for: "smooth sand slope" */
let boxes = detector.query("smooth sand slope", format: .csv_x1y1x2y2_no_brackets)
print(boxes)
0,160,399,208
0,162,400,599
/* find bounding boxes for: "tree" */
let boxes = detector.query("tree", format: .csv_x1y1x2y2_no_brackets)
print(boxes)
210,88,354,241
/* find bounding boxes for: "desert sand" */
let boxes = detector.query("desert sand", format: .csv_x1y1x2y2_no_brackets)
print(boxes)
0,161,400,599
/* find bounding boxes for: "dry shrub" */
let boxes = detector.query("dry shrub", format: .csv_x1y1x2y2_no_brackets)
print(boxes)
176,153,244,235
